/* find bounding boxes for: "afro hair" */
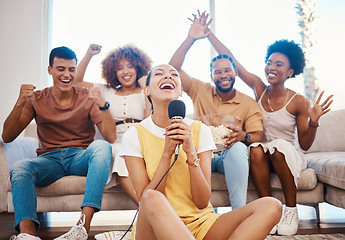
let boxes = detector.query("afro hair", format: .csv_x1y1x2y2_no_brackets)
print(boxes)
265,39,305,78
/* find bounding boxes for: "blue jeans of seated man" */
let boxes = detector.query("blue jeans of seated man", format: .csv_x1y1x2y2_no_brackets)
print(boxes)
9,140,112,231
211,141,249,210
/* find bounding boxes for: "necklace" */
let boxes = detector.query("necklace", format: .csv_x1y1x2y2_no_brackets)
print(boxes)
267,88,289,112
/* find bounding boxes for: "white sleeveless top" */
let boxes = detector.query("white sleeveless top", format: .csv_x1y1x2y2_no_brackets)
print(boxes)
259,88,298,147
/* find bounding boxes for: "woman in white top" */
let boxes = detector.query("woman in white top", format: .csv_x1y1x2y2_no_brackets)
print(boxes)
76,44,153,204
201,14,333,235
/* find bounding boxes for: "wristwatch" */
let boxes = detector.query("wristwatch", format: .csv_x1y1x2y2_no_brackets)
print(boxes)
242,132,250,145
99,101,110,111
186,158,200,167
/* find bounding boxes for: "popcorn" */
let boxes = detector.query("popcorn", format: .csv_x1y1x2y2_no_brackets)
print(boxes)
209,125,232,145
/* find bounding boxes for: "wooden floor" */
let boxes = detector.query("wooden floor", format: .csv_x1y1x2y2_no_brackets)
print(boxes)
1,203,345,240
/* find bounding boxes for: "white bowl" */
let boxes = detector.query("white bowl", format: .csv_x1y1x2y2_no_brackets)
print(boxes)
196,114,240,151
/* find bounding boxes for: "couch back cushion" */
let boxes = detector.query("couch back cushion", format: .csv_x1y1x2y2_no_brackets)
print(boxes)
305,109,345,153
2,137,39,169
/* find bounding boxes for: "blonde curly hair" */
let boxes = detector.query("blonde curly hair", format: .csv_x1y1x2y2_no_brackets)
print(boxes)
101,44,152,89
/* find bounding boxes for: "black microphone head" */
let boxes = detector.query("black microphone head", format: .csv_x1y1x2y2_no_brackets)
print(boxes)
168,100,186,119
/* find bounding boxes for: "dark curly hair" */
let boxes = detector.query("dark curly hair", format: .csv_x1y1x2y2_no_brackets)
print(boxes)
265,39,305,78
101,44,152,89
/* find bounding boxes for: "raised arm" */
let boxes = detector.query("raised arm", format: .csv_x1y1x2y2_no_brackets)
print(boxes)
2,84,35,143
296,91,333,151
206,31,266,100
90,87,117,143
169,11,212,93
75,44,102,88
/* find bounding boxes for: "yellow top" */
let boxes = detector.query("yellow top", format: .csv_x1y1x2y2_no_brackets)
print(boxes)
132,121,220,240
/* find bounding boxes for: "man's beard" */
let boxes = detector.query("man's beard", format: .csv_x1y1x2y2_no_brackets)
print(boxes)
215,78,235,93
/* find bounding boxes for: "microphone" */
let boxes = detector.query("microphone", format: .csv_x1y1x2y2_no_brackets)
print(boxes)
168,100,186,159
168,99,186,120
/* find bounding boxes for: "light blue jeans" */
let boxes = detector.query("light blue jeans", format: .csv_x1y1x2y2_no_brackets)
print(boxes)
9,140,112,231
211,142,249,210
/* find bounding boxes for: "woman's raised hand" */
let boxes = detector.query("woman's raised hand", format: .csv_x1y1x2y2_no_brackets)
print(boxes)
307,90,334,124
187,10,212,41
86,44,102,57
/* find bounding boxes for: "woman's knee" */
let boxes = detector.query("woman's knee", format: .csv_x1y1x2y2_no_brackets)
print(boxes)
249,146,265,165
260,197,283,221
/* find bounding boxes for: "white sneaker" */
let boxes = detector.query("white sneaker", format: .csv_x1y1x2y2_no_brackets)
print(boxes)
9,233,41,240
94,231,132,240
277,206,299,236
54,214,88,240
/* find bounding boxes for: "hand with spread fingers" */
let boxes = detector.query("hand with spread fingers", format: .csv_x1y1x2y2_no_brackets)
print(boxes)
307,90,334,125
187,10,213,41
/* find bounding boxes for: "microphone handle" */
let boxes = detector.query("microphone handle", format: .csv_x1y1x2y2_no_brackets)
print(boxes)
171,116,183,160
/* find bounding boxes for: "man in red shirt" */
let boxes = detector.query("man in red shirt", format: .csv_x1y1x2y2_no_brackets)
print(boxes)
2,46,116,240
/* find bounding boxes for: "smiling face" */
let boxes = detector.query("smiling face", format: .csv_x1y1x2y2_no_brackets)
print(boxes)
211,58,237,93
145,64,182,104
48,57,77,93
265,52,294,85
115,59,138,89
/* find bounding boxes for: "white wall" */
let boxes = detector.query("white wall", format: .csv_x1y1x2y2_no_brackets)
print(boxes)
0,0,51,134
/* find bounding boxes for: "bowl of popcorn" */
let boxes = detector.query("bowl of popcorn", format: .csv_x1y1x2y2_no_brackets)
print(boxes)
196,114,240,151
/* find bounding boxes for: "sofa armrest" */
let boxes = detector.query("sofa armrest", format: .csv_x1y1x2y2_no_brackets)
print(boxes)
306,109,345,153
0,137,38,212
0,142,9,211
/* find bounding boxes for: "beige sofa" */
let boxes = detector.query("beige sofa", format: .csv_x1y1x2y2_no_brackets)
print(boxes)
1,109,344,222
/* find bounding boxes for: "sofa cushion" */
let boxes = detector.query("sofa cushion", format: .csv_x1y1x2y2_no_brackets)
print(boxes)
8,175,126,196
2,137,39,169
306,152,345,190
211,168,317,191
305,109,345,153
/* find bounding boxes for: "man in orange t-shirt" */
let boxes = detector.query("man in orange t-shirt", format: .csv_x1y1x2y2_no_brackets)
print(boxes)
169,15,263,210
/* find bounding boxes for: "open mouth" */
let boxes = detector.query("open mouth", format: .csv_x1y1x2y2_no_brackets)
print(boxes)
60,79,72,84
216,77,232,85
159,82,175,91
267,73,277,78
122,75,132,81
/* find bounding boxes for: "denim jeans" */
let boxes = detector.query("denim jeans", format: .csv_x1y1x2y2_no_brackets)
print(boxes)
211,141,249,210
9,140,112,231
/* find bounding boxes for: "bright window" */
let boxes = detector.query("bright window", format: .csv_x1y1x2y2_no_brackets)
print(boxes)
52,0,345,112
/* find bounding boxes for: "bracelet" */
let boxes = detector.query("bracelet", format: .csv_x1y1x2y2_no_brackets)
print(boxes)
309,121,319,128
186,158,200,167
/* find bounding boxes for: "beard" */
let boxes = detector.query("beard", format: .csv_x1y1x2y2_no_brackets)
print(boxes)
215,78,235,93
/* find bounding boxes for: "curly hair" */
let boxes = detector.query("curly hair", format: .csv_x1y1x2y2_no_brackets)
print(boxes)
265,39,305,78
101,44,152,89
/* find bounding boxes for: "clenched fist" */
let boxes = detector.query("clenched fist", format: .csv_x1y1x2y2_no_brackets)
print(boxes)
17,84,36,106
89,87,106,107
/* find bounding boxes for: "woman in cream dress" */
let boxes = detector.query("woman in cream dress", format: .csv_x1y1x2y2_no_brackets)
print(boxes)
76,44,152,204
